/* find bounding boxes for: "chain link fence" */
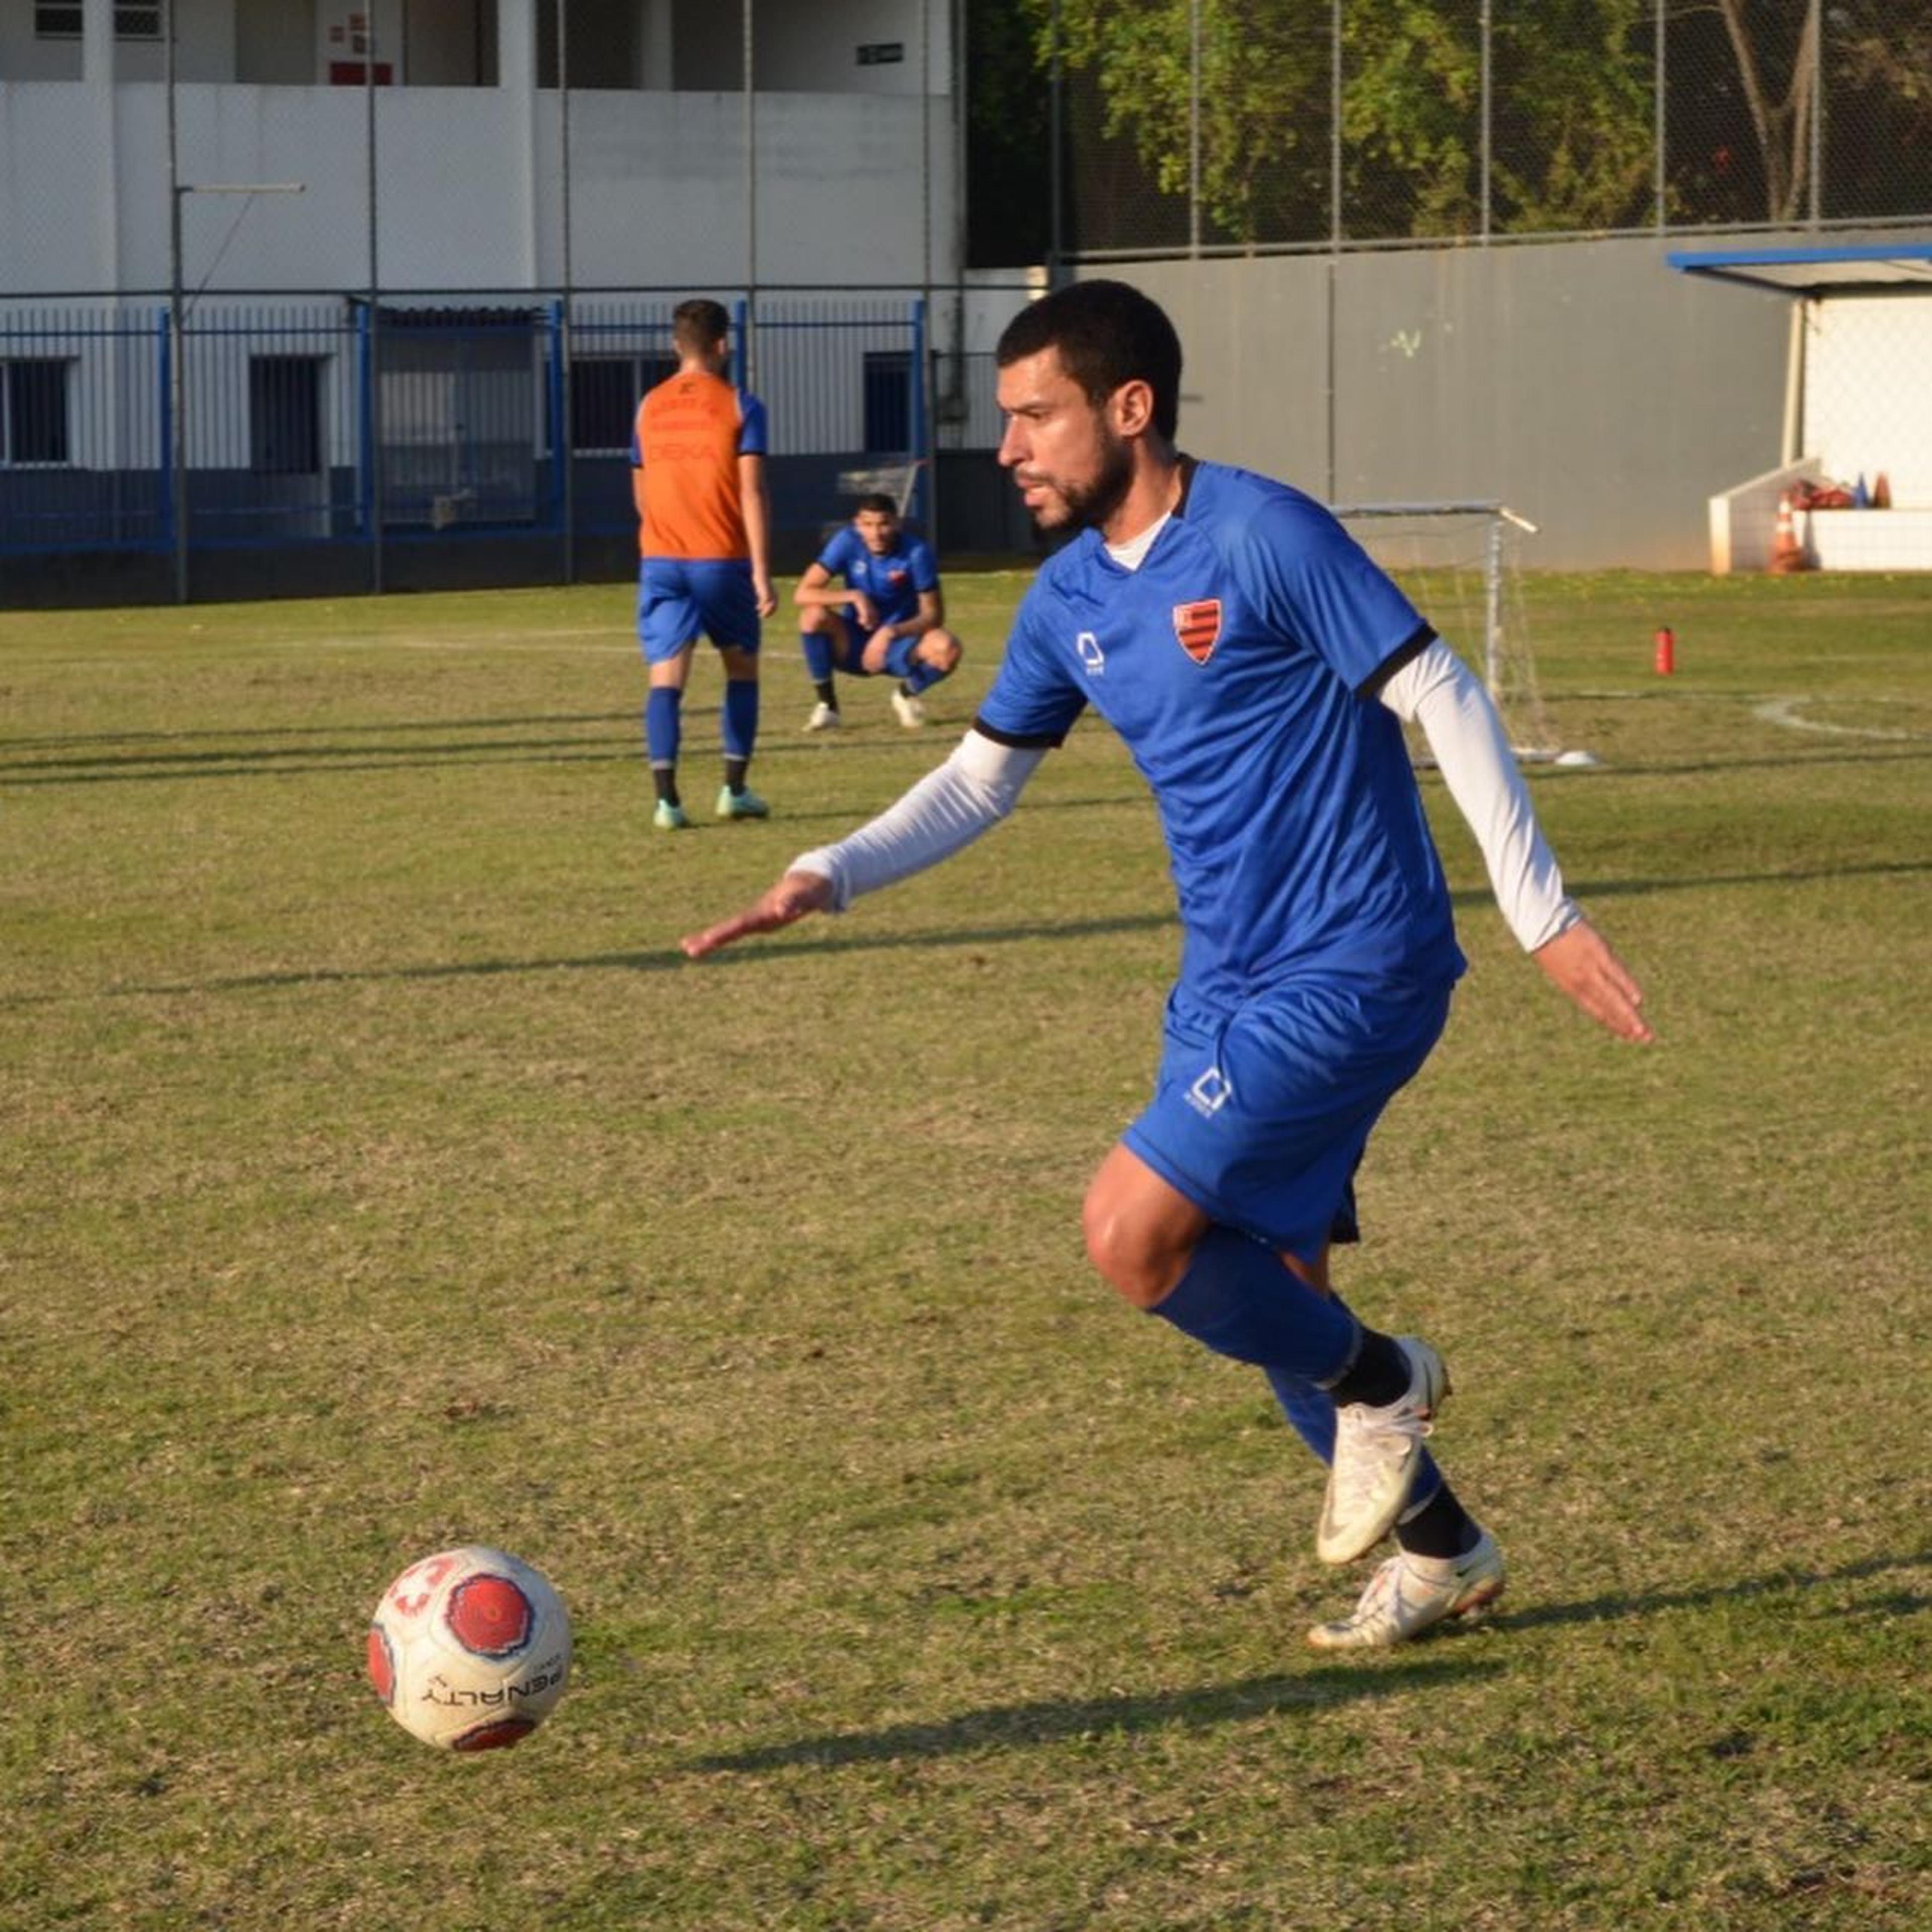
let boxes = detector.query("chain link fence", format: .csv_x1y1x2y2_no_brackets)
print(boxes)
1039,0,1932,259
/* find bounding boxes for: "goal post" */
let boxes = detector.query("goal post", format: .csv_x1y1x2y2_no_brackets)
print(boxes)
1332,500,1593,767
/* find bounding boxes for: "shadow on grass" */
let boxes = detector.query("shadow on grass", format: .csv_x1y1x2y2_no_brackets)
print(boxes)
0,713,988,783
1489,1546,1932,1638
5,720,1926,787
683,1654,1505,1773
16,857,1919,1010
0,710,633,753
56,912,1175,1005
683,1547,1931,1775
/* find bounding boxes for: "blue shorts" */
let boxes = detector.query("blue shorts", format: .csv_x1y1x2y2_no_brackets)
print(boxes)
1121,975,1454,1267
637,558,762,665
826,609,919,680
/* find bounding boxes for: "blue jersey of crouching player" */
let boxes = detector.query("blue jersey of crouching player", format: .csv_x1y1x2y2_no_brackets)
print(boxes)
814,523,938,631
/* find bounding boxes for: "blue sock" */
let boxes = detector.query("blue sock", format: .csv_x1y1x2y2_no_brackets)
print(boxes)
801,633,835,683
722,678,759,763
645,687,682,769
904,658,951,696
1151,1227,1359,1384
1264,1367,1339,1464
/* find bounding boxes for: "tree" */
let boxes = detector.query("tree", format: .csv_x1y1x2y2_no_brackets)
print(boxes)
1710,0,1819,223
1004,0,1659,248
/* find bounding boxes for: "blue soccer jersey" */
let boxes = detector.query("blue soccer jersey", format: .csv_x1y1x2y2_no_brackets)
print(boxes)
816,525,938,629
976,460,1466,1006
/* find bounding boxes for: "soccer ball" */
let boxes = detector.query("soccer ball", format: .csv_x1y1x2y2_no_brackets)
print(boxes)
366,1546,572,1751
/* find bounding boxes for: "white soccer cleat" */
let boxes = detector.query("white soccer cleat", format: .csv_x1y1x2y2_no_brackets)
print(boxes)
1316,1336,1448,1564
803,701,842,732
1306,1527,1505,1650
890,689,926,729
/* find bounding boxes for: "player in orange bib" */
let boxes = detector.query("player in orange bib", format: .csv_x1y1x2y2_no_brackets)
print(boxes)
631,298,777,830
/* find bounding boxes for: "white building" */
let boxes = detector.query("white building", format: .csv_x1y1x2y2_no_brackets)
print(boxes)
1,0,966,295
0,2,1039,596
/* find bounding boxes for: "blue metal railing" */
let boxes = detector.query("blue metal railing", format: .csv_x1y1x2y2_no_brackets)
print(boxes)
1,292,949,570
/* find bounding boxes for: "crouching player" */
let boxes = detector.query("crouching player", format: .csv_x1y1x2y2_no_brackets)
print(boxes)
795,494,963,731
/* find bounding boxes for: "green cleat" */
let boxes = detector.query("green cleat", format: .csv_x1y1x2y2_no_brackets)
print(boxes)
715,784,770,821
653,799,691,832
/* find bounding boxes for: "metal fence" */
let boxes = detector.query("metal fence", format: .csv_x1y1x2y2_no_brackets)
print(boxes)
1043,0,1932,259
0,292,974,594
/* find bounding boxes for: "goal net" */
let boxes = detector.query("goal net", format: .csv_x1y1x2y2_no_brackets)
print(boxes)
1334,501,1588,766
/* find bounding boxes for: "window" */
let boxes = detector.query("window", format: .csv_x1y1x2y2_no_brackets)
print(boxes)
250,357,324,475
565,352,676,454
35,4,161,38
863,350,912,453
3,361,72,466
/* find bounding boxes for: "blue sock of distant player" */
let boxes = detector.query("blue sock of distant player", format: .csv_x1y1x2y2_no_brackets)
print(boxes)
801,632,839,709
646,687,682,804
901,657,952,697
721,676,759,794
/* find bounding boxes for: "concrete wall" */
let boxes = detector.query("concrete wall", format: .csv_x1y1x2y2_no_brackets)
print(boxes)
1118,239,1799,571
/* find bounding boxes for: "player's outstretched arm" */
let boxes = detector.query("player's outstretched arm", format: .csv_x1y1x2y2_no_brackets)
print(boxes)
1532,919,1653,1043
682,730,1050,961
681,870,834,959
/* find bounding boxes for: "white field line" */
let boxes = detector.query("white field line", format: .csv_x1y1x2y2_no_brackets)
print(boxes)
1752,695,1926,742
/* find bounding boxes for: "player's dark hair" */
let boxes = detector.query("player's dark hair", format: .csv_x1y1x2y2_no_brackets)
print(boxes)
854,493,899,516
672,298,731,353
996,280,1182,441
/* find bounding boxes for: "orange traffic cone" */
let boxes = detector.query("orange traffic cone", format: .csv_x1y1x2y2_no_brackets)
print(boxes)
1768,492,1809,575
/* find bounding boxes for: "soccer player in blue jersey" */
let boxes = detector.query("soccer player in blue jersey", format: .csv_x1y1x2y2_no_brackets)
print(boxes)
794,494,964,731
682,280,1651,1648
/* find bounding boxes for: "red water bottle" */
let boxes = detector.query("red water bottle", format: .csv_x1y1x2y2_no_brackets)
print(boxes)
1653,626,1676,675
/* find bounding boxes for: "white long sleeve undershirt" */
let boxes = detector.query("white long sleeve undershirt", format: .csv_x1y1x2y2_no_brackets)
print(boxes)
792,638,1577,955
790,728,1045,910
1378,638,1579,952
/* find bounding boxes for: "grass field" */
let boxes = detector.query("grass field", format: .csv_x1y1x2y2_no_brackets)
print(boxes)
4,568,1929,1931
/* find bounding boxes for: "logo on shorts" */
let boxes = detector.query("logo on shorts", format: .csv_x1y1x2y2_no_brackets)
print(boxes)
1186,1065,1231,1117
1172,599,1222,665
1075,630,1105,676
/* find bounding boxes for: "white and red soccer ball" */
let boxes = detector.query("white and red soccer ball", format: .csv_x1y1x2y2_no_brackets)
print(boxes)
366,1546,572,1751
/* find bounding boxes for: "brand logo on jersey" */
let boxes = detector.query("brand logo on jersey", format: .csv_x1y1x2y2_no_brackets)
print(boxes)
1075,631,1105,676
1172,599,1223,664
1186,1065,1231,1117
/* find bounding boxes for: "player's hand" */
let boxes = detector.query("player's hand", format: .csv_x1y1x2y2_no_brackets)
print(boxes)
860,626,897,675
851,593,880,631
753,572,778,619
1533,919,1653,1043
680,869,835,959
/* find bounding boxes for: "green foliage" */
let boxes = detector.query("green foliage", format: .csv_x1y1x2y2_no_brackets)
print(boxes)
975,0,1932,245
4,570,1931,1929
1004,0,1662,245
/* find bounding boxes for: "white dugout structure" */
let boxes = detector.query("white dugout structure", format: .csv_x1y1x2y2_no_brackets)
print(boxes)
1680,245,1932,575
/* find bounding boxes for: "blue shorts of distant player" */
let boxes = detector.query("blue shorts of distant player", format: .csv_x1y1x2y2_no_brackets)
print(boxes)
824,608,923,681
1123,973,1455,1269
637,557,761,664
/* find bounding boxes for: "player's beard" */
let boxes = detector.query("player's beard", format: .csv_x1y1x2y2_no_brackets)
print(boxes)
1027,427,1135,534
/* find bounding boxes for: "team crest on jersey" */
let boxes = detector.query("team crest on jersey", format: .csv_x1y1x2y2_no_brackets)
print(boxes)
1172,599,1223,664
